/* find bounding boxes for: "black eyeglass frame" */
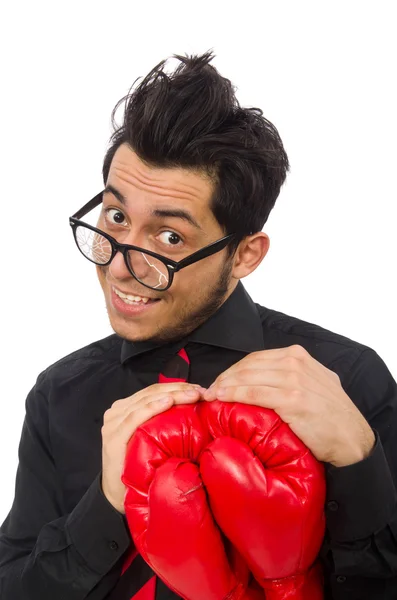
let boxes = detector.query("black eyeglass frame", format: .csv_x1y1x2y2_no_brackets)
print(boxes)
69,191,239,292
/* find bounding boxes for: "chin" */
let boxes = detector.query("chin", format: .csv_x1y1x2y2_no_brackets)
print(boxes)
120,324,154,342
106,311,153,342
119,331,152,342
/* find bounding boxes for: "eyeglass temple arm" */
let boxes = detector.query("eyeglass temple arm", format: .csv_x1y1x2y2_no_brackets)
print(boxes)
175,234,236,270
71,192,104,220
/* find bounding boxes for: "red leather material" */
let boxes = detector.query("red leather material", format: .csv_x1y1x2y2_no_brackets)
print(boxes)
122,401,326,600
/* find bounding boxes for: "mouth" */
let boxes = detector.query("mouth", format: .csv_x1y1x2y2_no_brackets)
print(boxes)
112,286,162,306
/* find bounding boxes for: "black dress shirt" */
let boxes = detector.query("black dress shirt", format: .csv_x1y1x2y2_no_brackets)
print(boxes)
1,281,397,600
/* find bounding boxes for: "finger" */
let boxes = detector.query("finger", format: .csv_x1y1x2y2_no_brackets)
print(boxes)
105,387,201,427
134,388,201,411
123,395,176,435
155,382,203,392
123,388,203,439
205,369,282,400
118,383,203,408
171,388,203,404
204,367,320,401
203,385,283,410
209,355,294,388
212,351,337,389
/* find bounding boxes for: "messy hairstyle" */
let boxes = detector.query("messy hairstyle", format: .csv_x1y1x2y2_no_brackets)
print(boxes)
103,51,289,255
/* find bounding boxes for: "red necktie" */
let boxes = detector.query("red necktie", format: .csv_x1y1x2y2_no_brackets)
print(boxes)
118,348,190,600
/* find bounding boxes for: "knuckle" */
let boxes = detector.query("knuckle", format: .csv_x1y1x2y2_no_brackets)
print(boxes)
247,386,261,402
290,344,307,358
103,409,112,422
147,394,169,407
151,400,167,412
285,356,300,370
146,394,161,405
104,400,122,416
111,398,123,408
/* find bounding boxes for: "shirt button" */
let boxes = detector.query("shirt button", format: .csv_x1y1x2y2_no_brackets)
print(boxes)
327,500,339,511
109,541,119,551
336,575,346,583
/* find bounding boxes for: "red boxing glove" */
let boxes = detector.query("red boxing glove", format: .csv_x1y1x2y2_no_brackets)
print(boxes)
200,402,326,599
121,401,326,600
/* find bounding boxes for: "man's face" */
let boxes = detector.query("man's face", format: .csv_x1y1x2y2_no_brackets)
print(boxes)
96,143,238,343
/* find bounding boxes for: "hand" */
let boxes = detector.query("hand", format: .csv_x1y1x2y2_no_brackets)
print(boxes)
203,344,375,467
101,382,202,514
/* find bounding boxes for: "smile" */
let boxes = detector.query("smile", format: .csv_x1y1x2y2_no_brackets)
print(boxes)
112,287,157,304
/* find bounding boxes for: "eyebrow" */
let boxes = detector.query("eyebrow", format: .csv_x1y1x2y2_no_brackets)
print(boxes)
103,184,203,231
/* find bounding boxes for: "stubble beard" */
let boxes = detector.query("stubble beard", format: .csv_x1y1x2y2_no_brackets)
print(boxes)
148,258,234,345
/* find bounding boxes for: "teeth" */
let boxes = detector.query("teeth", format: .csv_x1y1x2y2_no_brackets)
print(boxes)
113,288,151,304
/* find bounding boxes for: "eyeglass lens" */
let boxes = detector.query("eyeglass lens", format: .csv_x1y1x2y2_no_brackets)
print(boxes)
75,225,170,290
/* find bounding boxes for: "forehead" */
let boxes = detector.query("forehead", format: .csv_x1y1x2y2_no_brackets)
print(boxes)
108,144,215,216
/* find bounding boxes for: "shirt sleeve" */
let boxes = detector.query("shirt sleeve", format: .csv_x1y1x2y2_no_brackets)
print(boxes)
0,373,132,600
319,348,397,597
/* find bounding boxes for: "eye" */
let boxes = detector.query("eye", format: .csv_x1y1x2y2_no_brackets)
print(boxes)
104,208,127,226
158,231,183,246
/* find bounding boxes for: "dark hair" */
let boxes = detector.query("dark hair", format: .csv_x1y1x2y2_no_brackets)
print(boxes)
103,51,289,255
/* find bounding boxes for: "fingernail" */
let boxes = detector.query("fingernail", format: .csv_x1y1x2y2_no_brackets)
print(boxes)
186,389,198,397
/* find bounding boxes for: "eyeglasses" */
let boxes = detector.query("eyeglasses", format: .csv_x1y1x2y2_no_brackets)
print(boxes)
69,191,238,291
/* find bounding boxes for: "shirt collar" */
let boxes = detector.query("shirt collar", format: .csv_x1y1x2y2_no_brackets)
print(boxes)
120,280,264,364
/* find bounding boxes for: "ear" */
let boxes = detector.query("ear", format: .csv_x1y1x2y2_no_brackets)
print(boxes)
231,233,270,279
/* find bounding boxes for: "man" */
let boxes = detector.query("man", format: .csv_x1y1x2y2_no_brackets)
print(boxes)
0,51,396,600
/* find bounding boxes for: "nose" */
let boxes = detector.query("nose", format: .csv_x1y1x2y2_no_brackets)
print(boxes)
128,250,155,282
107,249,132,281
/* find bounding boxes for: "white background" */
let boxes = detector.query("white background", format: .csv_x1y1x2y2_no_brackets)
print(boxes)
1,1,396,519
